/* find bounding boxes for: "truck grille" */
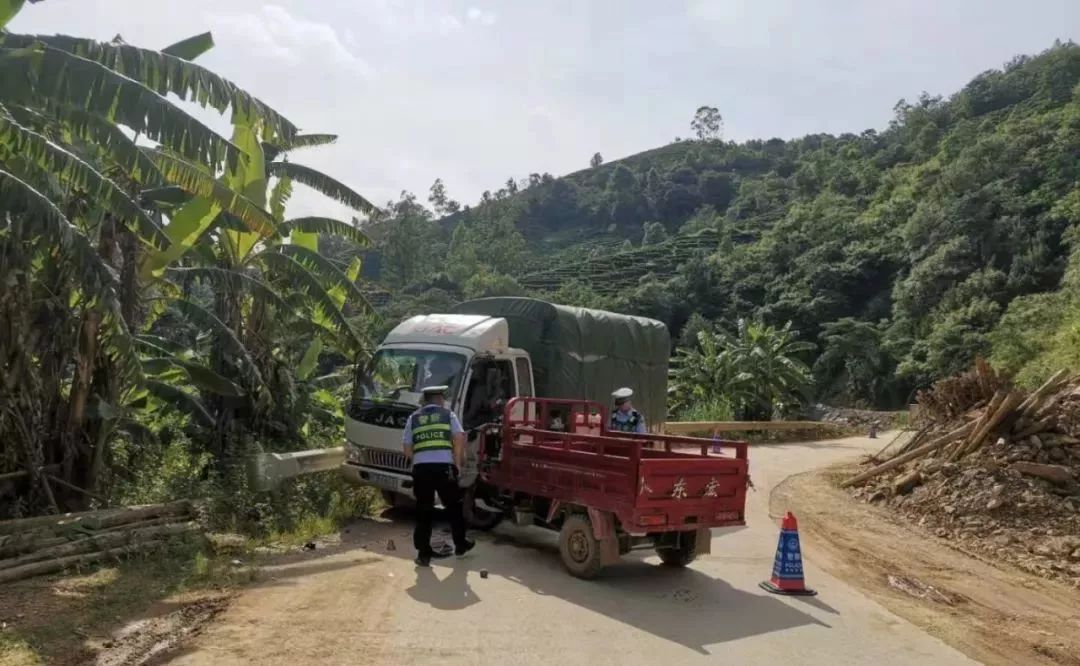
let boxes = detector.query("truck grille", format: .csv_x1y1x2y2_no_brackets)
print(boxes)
360,446,408,472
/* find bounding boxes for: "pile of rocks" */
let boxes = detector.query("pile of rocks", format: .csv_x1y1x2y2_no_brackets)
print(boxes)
844,365,1080,586
811,404,901,431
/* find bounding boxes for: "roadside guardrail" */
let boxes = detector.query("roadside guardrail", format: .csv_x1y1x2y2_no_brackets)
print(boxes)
250,421,843,489
249,447,345,492
664,421,835,435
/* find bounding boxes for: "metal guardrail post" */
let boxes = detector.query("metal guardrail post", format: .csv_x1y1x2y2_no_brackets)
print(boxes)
248,447,346,492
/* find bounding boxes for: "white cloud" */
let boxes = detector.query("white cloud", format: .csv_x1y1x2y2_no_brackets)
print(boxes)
369,0,467,37
438,14,465,34
10,0,1078,215
467,7,497,27
208,4,374,78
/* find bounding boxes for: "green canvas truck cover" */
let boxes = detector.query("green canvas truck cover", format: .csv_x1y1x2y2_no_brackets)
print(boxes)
451,297,670,425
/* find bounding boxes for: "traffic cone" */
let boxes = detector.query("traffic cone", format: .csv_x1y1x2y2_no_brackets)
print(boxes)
710,431,722,455
759,512,817,596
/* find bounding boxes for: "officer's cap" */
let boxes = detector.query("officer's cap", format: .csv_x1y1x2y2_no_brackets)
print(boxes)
421,385,449,396
612,387,634,405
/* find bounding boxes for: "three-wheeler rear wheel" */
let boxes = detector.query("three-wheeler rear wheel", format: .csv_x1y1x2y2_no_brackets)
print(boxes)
656,530,698,567
558,514,604,579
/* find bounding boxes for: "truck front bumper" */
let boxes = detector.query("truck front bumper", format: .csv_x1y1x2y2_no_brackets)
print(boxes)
340,462,415,499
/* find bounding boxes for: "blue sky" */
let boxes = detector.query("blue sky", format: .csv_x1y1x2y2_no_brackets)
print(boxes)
10,1,1079,219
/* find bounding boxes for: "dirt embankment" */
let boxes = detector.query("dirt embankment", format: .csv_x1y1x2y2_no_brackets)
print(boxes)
849,436,1080,587
842,365,1080,589
775,466,1080,666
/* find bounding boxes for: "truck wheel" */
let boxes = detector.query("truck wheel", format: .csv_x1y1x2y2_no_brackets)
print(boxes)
463,489,503,531
467,507,503,531
656,531,697,568
558,515,604,579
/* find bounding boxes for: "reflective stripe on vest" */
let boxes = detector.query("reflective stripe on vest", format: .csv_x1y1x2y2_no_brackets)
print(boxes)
410,408,453,452
610,410,640,432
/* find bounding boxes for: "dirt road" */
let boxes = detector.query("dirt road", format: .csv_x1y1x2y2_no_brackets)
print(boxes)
168,435,981,665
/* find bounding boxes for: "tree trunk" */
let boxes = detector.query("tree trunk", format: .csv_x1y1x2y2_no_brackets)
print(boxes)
0,521,196,572
118,228,141,328
841,420,977,487
80,218,127,500
211,264,243,458
0,500,193,536
64,307,102,508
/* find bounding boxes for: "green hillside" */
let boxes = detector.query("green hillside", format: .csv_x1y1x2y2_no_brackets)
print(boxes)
363,42,1080,408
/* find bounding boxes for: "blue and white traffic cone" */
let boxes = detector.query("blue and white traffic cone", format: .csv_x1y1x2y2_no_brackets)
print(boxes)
759,512,817,596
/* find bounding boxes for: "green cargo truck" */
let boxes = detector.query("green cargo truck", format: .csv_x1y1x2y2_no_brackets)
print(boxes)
341,297,670,516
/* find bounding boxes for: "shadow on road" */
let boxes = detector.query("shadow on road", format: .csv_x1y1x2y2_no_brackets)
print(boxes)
406,563,480,611
330,508,831,655
257,555,383,585
792,594,841,615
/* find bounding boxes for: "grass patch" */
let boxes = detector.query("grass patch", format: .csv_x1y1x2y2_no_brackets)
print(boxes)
674,397,735,423
0,633,41,666
0,536,249,665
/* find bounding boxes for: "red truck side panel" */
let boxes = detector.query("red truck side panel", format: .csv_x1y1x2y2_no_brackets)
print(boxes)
484,398,749,534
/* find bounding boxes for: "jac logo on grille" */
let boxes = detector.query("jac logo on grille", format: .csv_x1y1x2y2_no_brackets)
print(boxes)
371,412,408,428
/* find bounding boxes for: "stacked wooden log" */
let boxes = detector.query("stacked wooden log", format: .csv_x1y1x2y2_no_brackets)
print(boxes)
844,368,1078,488
0,500,201,584
910,357,1007,424
844,364,1080,585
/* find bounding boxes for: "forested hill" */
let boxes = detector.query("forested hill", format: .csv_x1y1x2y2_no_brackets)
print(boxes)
361,42,1080,408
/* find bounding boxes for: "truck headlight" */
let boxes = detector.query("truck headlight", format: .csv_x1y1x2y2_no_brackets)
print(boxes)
345,443,362,463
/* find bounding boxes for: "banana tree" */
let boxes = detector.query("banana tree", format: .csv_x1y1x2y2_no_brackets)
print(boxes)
669,319,815,420
140,113,378,454
0,10,312,510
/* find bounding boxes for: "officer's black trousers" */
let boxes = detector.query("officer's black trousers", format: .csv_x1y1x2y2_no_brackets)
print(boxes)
411,463,467,556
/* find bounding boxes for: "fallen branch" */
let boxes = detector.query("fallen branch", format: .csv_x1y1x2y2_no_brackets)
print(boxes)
869,427,918,463
958,391,1024,458
1016,369,1068,416
0,543,142,584
0,522,197,572
91,503,194,531
0,500,192,536
945,391,1002,462
841,420,977,488
947,390,1011,461
98,516,187,534
1014,415,1057,440
0,533,70,559
975,357,994,397
0,465,62,483
44,474,107,503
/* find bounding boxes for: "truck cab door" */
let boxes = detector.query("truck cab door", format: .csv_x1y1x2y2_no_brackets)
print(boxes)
509,355,533,423
513,355,534,397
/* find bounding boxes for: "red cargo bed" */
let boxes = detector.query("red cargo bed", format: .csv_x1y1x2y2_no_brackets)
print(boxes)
481,398,749,534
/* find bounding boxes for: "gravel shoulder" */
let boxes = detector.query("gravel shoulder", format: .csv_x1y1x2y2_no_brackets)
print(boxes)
773,464,1080,666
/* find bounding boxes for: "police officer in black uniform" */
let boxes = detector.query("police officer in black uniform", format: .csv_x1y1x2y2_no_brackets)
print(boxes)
402,385,475,566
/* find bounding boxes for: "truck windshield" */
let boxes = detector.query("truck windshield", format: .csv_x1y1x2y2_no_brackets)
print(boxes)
355,349,467,406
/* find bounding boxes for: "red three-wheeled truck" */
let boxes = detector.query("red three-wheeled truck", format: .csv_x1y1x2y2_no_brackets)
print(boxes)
470,396,749,579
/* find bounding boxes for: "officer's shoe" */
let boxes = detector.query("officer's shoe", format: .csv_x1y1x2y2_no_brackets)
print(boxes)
456,540,476,558
414,554,431,567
